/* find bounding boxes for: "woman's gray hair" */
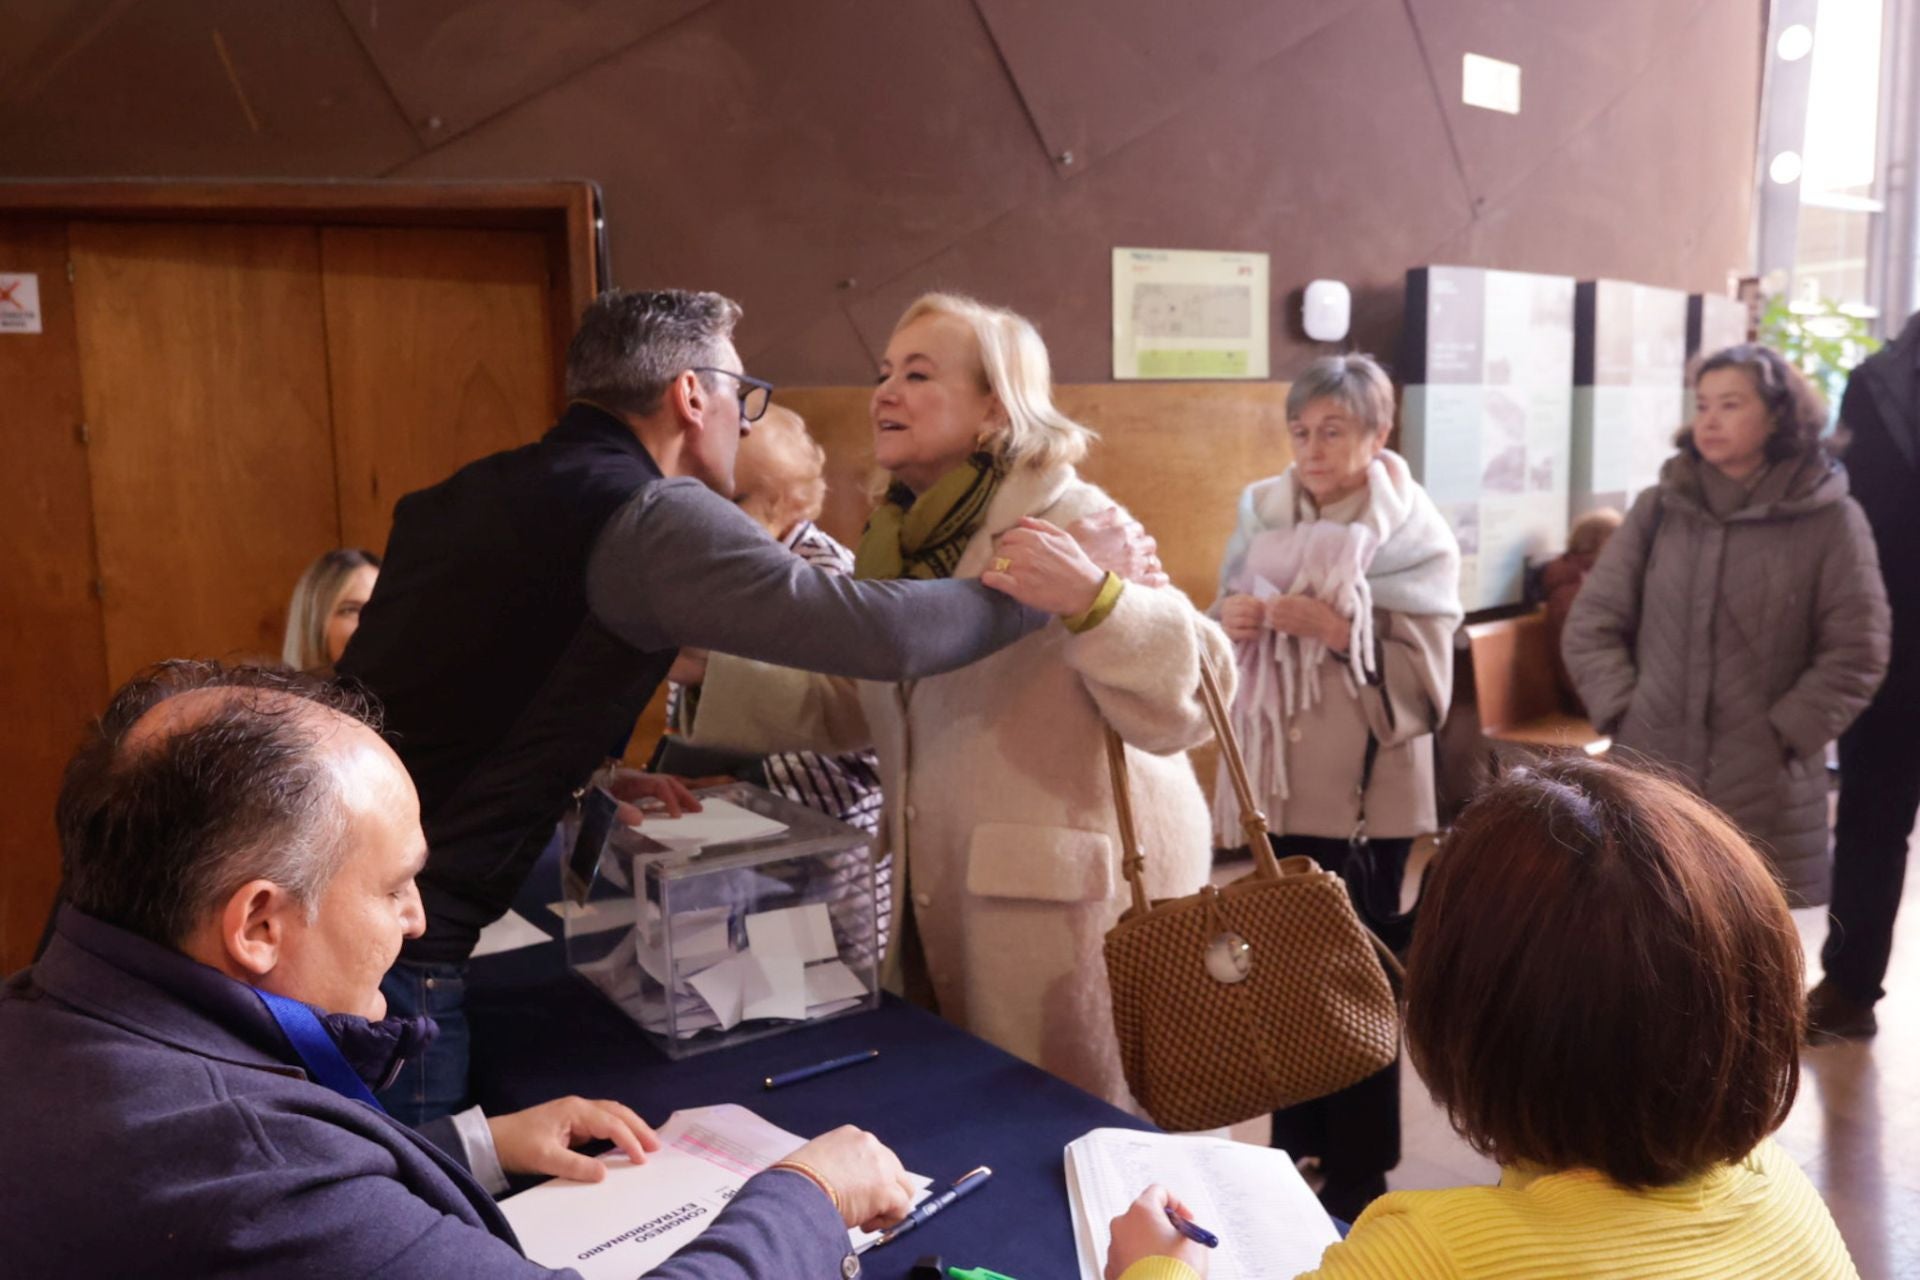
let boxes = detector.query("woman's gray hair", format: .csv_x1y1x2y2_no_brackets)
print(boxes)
283,548,380,671
565,288,743,418
1285,353,1397,435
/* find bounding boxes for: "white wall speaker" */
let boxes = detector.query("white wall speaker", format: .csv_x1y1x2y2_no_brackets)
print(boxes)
1303,279,1351,343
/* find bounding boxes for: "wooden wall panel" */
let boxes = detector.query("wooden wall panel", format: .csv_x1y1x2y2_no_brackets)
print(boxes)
69,222,340,683
321,226,558,551
0,221,106,971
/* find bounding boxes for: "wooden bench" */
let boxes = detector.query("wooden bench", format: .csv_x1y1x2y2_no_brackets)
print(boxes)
1464,609,1609,756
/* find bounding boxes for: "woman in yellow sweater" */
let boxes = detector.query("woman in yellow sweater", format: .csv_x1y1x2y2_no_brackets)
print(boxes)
1106,756,1857,1280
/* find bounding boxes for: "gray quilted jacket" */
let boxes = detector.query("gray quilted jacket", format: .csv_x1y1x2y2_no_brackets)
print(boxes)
1562,450,1890,904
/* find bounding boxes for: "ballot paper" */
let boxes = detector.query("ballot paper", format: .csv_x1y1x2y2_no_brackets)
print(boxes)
744,903,839,963
469,910,553,958
500,1104,929,1279
1065,1128,1339,1280
545,896,640,934
633,798,789,850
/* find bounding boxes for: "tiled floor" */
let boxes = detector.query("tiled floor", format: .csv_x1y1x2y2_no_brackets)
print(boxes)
1217,837,1920,1279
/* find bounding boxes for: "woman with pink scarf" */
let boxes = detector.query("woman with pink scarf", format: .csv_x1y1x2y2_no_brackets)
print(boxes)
1211,353,1462,1222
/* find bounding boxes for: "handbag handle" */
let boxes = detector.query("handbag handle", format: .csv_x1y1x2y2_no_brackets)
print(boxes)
1107,650,1281,918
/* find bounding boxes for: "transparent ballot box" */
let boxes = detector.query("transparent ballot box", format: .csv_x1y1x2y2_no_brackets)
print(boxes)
560,782,880,1058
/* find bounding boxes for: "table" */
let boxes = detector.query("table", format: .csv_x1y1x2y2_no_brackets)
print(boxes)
465,877,1152,1280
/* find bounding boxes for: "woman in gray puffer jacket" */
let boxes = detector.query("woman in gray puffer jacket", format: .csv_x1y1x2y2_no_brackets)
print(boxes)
1564,344,1890,905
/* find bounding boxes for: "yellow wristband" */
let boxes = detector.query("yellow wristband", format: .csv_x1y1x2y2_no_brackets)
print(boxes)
769,1159,841,1217
1063,571,1126,634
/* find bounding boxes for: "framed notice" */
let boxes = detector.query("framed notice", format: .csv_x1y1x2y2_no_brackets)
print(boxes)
1111,247,1269,380
1400,265,1575,611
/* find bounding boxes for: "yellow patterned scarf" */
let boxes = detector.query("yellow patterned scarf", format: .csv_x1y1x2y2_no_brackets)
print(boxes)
854,453,1004,580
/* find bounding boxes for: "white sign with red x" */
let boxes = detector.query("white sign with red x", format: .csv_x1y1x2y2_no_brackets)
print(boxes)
0,273,43,334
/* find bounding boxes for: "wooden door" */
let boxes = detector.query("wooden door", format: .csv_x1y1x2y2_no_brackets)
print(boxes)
0,221,108,970
320,226,558,551
69,221,340,683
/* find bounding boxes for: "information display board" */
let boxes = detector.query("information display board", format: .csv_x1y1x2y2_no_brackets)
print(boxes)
1571,280,1688,517
1401,265,1575,610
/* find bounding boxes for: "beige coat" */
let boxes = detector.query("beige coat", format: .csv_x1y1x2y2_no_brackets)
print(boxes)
688,464,1232,1108
1563,452,1890,904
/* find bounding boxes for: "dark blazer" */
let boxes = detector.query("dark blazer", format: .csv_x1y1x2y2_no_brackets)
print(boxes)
0,909,855,1279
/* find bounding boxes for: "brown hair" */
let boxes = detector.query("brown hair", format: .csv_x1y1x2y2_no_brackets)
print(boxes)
734,405,827,538
1405,756,1803,1188
1676,342,1827,465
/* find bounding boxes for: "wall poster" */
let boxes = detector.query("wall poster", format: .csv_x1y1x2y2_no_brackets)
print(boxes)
1111,247,1269,380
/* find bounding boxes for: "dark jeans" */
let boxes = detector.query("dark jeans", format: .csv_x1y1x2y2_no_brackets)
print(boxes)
376,958,471,1125
1267,834,1412,1182
1822,685,1920,1006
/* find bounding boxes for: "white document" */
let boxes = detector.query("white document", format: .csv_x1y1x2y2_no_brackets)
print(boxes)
633,798,788,850
1065,1128,1340,1280
686,953,761,1031
546,897,639,934
470,910,553,958
804,959,870,1007
500,1105,928,1278
741,951,807,1022
745,903,839,964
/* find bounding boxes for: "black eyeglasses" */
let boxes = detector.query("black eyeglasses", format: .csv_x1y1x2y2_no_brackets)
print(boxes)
690,367,774,423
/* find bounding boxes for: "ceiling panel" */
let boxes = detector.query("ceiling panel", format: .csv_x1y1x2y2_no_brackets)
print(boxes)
389,0,1053,351
331,0,713,145
845,0,1474,382
972,0,1354,178
0,0,418,178
1401,0,1704,207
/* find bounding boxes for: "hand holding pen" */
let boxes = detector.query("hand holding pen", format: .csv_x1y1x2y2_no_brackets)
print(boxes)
1104,1185,1217,1280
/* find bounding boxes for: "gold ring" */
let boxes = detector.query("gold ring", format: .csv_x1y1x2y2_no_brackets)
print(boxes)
992,556,1013,573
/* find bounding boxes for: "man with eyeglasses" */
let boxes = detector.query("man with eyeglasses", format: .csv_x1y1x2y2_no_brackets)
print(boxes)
337,288,1131,1121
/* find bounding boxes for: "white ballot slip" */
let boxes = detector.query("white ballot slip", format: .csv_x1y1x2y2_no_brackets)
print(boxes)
545,896,640,934
500,1104,928,1278
632,798,789,849
744,903,839,963
1065,1128,1340,1280
470,910,552,958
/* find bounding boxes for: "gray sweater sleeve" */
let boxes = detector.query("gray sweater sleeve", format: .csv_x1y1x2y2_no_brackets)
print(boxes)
585,479,1046,678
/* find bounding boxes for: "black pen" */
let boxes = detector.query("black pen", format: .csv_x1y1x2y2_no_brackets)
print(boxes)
875,1166,992,1248
763,1048,879,1090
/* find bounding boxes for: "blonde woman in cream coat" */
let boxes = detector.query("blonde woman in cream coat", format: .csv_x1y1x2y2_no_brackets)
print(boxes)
680,294,1231,1109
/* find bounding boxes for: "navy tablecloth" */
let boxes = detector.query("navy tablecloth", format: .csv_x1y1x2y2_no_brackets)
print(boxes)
465,877,1151,1280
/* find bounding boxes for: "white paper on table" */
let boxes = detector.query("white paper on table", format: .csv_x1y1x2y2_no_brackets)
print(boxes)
803,959,869,1008
1064,1127,1339,1280
631,798,788,849
745,903,839,964
500,1105,930,1278
470,910,552,957
545,897,639,934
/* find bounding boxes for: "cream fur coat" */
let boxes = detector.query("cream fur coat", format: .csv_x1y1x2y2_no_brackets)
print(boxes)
687,463,1232,1109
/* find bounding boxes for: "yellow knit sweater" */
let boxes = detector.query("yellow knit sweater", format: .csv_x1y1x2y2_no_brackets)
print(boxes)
1117,1141,1856,1280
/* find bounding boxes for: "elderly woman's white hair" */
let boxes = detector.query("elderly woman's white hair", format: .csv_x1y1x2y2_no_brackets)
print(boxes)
894,292,1094,473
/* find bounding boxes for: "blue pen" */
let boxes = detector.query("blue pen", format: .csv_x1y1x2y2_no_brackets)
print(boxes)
1165,1206,1219,1249
875,1166,993,1247
763,1048,879,1090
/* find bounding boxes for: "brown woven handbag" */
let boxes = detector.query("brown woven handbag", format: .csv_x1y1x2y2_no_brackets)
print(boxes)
1103,657,1404,1133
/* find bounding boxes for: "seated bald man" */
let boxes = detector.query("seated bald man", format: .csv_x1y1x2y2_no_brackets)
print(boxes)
0,661,912,1278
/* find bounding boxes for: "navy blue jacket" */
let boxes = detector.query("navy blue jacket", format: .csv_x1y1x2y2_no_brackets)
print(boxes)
0,909,855,1278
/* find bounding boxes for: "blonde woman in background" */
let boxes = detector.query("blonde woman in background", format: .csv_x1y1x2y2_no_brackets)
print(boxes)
282,548,380,673
679,293,1230,1109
